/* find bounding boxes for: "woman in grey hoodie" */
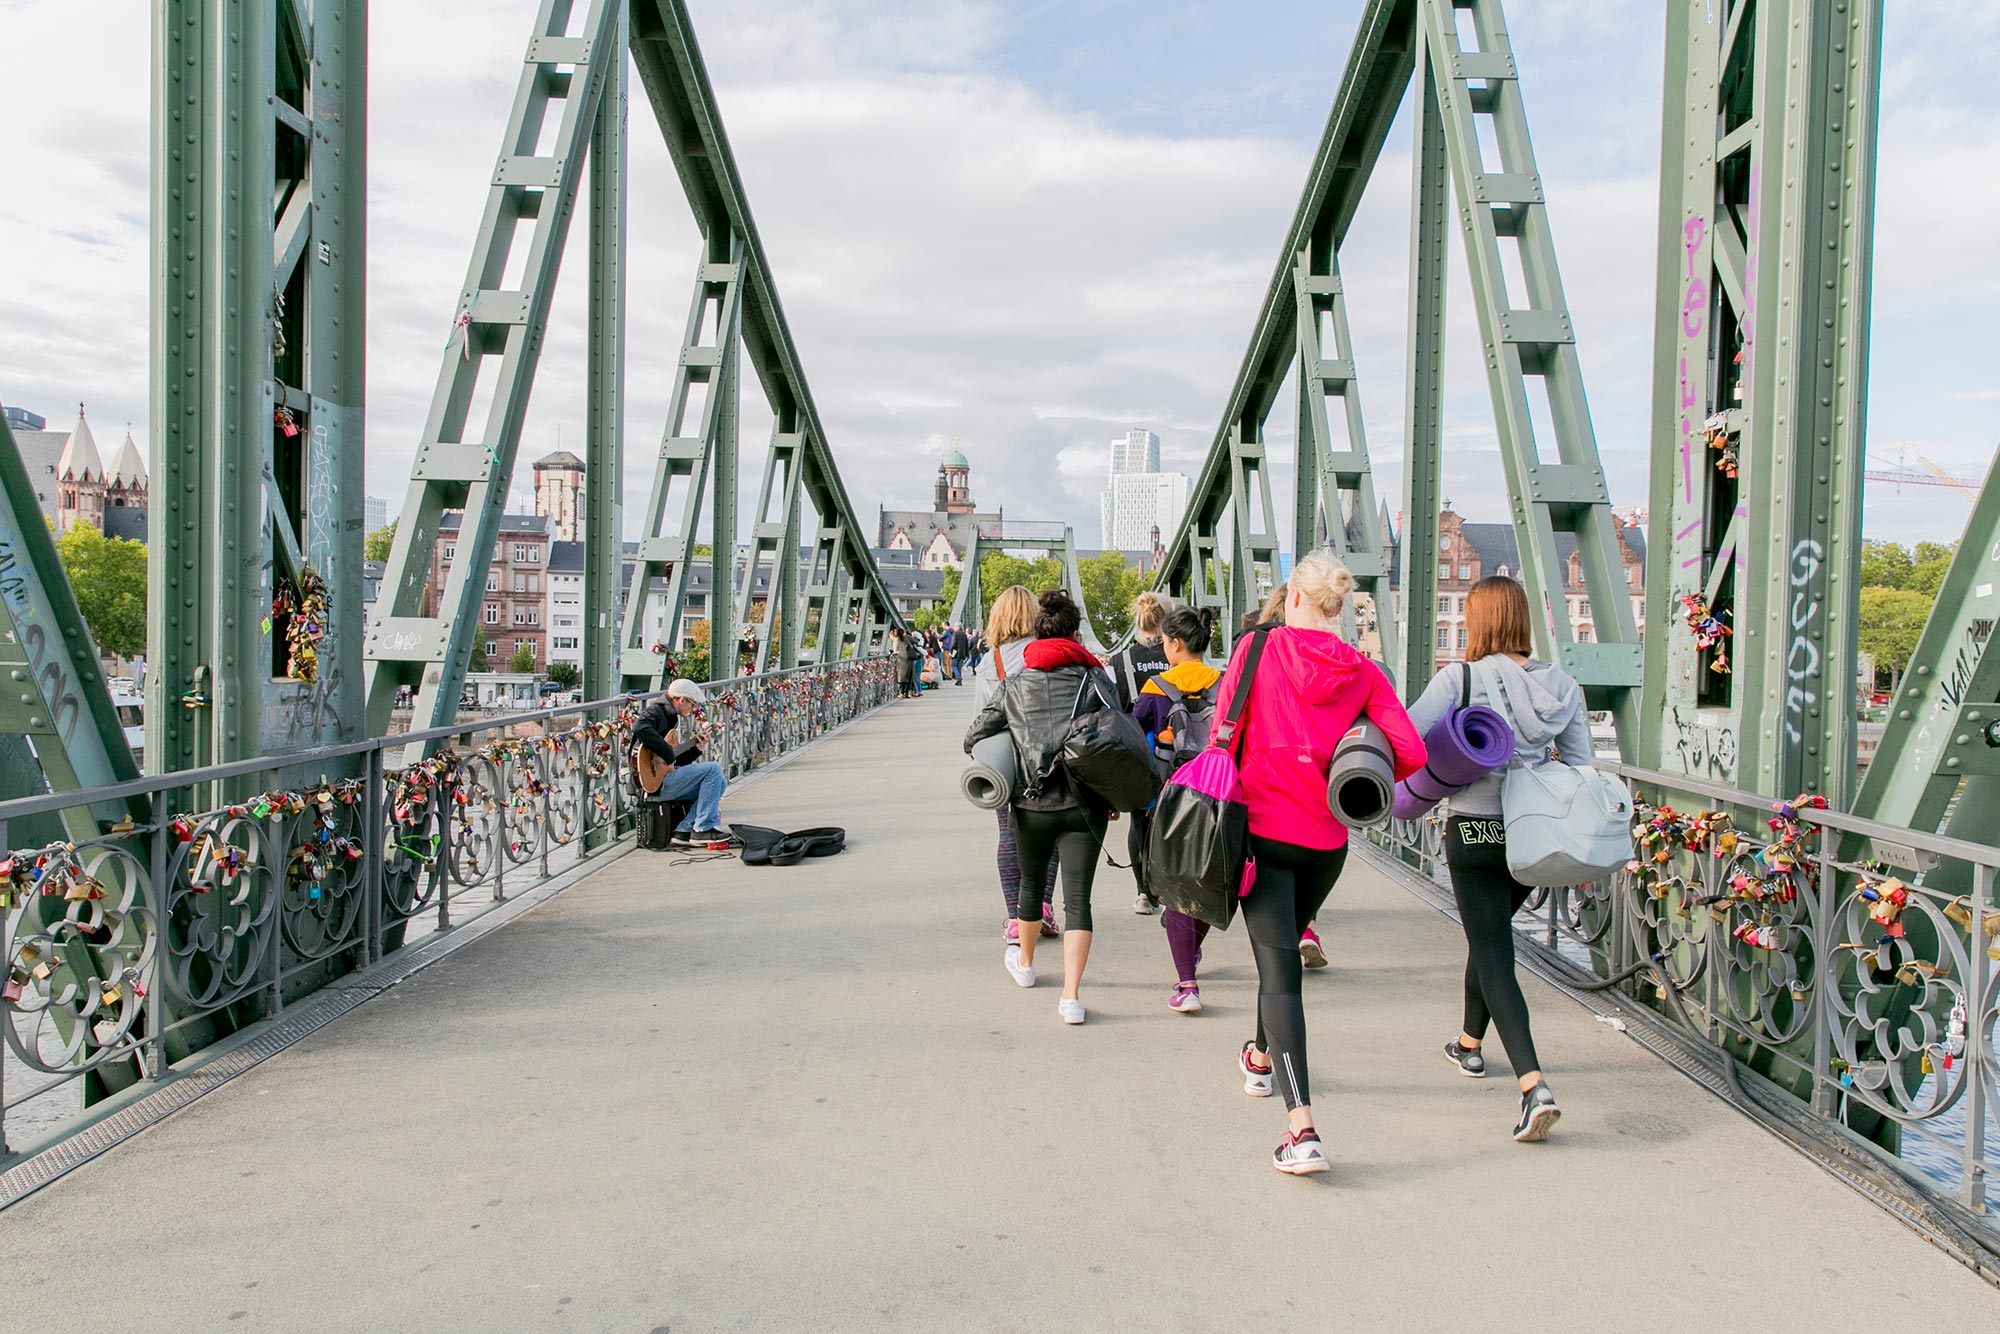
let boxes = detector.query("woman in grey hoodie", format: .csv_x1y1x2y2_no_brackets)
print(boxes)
1406,576,1591,1143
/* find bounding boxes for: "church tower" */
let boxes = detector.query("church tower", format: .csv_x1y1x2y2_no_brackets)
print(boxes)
533,449,585,542
934,448,974,516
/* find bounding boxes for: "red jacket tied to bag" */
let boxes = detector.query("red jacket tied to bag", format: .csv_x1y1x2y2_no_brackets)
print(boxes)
1211,626,1425,850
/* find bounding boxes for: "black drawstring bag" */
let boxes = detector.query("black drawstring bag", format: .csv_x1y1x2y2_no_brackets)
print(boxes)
729,824,847,867
1060,674,1160,813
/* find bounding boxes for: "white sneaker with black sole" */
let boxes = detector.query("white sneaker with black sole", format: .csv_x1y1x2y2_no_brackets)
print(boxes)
1003,945,1035,989
1513,1082,1561,1142
1239,1041,1273,1097
1272,1127,1329,1175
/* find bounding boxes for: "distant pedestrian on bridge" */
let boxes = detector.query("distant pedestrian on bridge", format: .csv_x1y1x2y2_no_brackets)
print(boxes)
965,588,1113,1025
1218,550,1425,1174
1408,575,1589,1144
971,585,1059,944
890,628,918,698
1110,590,1174,915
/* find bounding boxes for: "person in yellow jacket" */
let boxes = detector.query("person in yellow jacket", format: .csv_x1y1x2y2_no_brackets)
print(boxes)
1129,606,1225,1012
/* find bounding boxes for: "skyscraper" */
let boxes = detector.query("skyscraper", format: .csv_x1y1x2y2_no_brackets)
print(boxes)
1099,429,1190,551
366,495,388,532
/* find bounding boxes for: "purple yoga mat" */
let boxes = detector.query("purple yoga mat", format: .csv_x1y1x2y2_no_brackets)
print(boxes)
1391,703,1514,819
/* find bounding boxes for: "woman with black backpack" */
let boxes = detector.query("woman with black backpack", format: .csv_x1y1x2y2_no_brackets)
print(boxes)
964,589,1114,1025
1130,605,1223,1013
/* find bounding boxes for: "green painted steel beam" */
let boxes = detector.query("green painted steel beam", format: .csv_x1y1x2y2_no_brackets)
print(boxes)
583,10,626,709
627,0,904,646
1149,0,1417,636
1851,448,2000,850
151,0,368,776
1399,38,1448,695
1417,0,1640,749
1642,0,1883,801
363,0,619,741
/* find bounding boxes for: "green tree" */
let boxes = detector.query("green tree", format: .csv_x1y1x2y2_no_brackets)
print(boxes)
469,624,491,672
1909,541,1956,600
1858,539,1913,590
1079,550,1145,644
509,642,537,674
978,553,1060,612
1857,586,1933,693
675,621,712,683
363,519,397,563
545,660,578,690
54,521,147,657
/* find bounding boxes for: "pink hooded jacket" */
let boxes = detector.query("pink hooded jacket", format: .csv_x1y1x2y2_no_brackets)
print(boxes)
1210,626,1426,850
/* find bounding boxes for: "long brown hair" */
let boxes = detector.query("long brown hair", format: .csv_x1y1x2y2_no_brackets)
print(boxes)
1466,576,1534,661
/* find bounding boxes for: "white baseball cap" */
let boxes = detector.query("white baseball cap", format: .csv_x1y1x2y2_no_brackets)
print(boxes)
667,678,708,704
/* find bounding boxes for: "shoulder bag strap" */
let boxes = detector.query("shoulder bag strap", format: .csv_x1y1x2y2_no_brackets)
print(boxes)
1212,628,1269,756
1460,661,1472,710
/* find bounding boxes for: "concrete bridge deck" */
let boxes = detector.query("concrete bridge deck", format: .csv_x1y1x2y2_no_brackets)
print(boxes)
6,693,1990,1331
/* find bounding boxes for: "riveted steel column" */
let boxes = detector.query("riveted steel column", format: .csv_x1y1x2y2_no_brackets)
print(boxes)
1400,39,1447,696
582,3,626,707
1642,0,1882,801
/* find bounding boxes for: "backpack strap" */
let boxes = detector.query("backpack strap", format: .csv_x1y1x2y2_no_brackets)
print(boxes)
1460,661,1472,710
1211,628,1270,754
1153,679,1186,705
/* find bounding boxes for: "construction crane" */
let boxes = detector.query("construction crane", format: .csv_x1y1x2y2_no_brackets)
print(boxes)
1863,444,1986,502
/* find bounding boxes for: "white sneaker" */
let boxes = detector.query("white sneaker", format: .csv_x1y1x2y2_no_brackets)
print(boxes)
1058,998,1086,1025
1003,945,1035,989
1239,1041,1273,1097
1133,893,1155,915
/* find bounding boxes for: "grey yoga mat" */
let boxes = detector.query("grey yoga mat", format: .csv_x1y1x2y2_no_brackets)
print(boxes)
962,731,1019,810
1326,718,1396,828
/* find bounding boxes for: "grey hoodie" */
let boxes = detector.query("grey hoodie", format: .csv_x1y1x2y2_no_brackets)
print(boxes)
1405,654,1593,816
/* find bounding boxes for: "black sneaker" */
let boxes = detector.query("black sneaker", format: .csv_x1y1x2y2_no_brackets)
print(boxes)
1513,1082,1561,1142
693,828,739,847
670,828,699,847
1444,1039,1486,1078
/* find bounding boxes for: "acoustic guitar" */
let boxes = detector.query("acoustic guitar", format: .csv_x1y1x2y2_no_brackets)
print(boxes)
632,728,705,796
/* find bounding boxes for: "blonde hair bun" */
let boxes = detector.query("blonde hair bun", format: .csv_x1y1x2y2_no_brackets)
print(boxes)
1290,549,1354,619
1132,590,1172,637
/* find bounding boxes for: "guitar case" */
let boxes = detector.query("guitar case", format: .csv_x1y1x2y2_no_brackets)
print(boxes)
729,824,847,867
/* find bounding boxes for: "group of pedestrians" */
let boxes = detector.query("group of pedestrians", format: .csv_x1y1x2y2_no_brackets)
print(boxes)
961,554,1591,1174
891,623,985,698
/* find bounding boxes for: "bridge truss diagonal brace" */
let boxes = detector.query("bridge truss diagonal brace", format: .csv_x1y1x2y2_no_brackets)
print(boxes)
1293,252,1400,678
363,0,621,741
619,240,746,688
738,418,807,675
1851,449,2000,853
1399,36,1449,695
1417,0,1639,750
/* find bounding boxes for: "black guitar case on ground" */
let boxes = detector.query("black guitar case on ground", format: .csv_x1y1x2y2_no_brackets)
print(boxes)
729,825,847,867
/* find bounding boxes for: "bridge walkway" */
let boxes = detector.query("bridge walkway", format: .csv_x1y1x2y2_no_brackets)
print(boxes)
4,692,1989,1330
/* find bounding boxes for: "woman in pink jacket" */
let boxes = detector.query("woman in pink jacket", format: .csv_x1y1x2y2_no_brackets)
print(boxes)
1213,549,1426,1174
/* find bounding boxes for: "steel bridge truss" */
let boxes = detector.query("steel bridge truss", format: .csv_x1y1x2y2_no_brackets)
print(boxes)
1148,0,1641,752
358,0,901,741
946,525,1105,654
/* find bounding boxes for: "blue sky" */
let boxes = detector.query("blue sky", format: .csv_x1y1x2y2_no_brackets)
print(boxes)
0,0,1992,551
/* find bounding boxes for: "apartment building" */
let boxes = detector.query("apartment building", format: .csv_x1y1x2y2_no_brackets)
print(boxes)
431,511,551,668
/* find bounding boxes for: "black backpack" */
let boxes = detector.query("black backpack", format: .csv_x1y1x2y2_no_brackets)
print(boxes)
1151,678,1218,774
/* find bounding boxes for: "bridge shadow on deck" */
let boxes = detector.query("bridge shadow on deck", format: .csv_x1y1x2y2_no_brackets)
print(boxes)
5,691,1989,1331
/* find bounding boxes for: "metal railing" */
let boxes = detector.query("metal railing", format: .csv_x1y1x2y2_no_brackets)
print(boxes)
1367,759,1998,1228
0,657,896,1158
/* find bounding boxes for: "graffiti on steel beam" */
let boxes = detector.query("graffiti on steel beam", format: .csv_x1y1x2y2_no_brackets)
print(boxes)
1938,619,1994,712
0,528,83,746
1677,215,1707,506
1668,704,1737,782
1785,538,1824,744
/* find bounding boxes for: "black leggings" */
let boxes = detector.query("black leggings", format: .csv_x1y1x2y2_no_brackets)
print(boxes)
1445,816,1541,1076
1128,811,1155,902
1012,805,1106,934
1242,835,1348,1111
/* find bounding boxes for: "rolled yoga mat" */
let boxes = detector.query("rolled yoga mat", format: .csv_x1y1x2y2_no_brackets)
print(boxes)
1326,719,1396,829
962,731,1019,810
1391,704,1515,819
